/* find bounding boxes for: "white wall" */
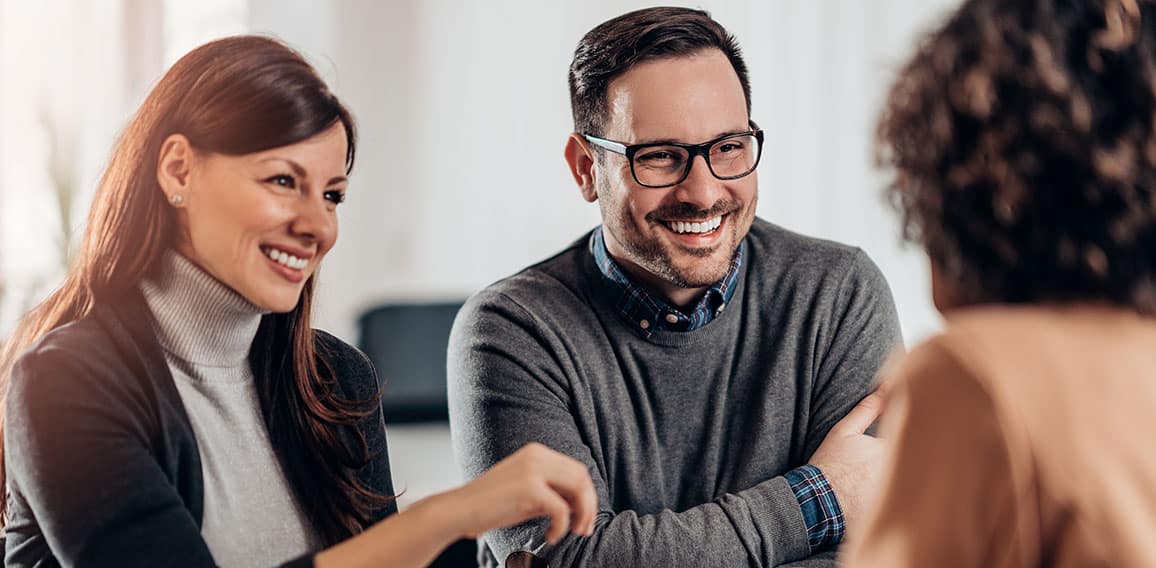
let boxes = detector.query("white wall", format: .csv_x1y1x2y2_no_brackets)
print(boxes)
243,0,958,345
0,0,959,344
0,0,132,332
240,1,961,506
1,0,961,509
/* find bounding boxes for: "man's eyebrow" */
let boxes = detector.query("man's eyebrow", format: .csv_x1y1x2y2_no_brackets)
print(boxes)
632,127,752,146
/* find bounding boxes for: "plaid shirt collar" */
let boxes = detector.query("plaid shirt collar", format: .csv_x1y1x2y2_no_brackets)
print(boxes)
590,227,743,337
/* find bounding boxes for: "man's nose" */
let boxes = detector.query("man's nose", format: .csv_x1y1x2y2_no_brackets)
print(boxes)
670,154,726,211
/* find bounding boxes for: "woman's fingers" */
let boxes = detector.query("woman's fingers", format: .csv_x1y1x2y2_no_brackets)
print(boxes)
520,445,594,541
467,442,598,541
537,485,572,544
535,447,597,537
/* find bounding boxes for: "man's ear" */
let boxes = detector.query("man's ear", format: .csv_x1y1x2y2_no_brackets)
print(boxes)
564,133,599,203
156,134,194,204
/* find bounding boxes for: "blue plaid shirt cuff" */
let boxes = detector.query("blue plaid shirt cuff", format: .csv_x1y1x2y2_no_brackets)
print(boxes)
784,464,845,552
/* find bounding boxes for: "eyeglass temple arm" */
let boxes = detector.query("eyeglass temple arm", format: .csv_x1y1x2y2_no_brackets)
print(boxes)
583,134,627,155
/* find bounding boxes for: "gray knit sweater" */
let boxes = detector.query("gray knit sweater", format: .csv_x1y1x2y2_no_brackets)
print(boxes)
448,218,902,567
141,252,323,567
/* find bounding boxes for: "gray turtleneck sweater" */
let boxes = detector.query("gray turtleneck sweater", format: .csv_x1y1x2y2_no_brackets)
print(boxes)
141,252,323,567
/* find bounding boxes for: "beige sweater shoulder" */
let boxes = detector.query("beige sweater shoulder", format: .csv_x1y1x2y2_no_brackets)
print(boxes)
844,305,1156,567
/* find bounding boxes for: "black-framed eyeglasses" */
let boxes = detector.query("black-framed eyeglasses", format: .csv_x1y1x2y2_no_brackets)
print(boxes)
583,122,764,188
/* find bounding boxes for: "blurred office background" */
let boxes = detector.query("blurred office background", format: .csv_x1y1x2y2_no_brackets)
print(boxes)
0,0,959,508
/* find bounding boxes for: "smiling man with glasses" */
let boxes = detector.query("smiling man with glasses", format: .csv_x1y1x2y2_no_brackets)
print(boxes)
449,7,902,567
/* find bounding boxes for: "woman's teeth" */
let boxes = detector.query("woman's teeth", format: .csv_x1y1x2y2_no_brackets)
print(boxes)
263,247,308,270
667,216,723,234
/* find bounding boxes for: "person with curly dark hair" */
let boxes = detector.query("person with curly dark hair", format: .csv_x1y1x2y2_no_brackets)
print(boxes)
843,0,1156,565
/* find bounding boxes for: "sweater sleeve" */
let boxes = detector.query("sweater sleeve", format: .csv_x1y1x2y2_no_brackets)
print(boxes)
807,249,904,457
5,343,217,567
448,289,827,567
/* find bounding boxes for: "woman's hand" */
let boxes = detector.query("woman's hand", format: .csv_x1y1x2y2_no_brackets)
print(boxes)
443,442,597,544
316,442,597,568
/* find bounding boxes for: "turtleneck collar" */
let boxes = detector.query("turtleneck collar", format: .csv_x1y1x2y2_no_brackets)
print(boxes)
141,251,267,368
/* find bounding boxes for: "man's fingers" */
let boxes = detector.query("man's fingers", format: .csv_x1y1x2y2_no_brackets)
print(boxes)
836,390,887,435
872,377,896,400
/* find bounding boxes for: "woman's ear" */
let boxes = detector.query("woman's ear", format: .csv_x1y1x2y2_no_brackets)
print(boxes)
156,134,194,206
564,133,599,203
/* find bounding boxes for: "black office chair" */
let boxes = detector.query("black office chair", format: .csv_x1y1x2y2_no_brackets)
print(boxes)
357,301,465,424
358,301,478,566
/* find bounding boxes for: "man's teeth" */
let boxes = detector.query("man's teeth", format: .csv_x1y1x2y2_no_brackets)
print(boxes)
667,216,723,234
263,247,308,270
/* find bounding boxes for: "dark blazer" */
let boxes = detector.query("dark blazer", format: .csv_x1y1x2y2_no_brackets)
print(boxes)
4,292,397,567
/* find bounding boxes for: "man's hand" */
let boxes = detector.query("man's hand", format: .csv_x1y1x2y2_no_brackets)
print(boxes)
807,388,889,529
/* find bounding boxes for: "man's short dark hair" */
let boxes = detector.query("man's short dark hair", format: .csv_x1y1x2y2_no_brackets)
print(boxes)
568,7,751,137
878,0,1156,313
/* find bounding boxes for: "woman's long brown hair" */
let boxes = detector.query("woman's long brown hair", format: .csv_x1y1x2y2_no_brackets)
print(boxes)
0,35,388,543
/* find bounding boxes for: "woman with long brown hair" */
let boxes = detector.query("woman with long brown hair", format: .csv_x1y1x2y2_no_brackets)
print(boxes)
0,35,594,567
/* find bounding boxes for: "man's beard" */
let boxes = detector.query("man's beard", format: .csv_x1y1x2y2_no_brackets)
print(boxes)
598,180,744,289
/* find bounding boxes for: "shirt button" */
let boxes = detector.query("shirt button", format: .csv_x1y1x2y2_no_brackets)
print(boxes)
639,319,650,330
665,313,679,324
